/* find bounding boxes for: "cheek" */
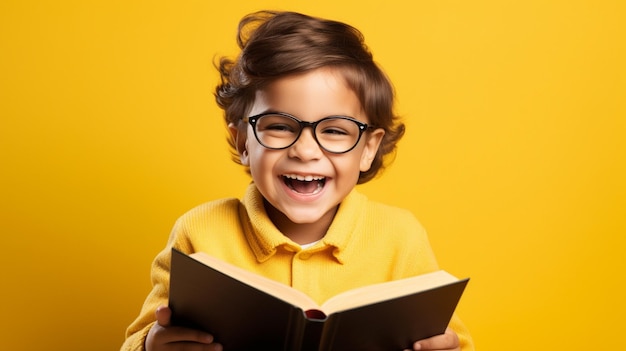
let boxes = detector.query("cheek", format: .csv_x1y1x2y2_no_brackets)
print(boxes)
247,156,270,186
243,137,264,164
247,147,279,175
334,155,364,181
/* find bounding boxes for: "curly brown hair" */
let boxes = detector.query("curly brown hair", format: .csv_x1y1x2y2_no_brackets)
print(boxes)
215,11,405,183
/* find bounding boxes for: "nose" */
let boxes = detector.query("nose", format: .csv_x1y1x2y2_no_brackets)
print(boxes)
287,127,323,161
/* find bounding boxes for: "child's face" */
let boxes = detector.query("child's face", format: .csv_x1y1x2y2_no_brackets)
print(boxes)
230,68,384,232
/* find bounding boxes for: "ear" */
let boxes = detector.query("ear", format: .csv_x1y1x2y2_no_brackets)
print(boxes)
228,122,250,166
359,128,385,172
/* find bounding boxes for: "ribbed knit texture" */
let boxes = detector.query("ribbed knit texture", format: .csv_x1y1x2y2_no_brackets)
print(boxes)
121,184,474,350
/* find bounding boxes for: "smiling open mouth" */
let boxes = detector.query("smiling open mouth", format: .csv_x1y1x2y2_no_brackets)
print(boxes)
282,174,326,195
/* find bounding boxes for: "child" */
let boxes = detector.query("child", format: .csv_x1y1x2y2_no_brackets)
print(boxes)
122,10,474,351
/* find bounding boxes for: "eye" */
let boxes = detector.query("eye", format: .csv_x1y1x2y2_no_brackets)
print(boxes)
319,126,349,136
256,115,299,134
264,123,296,132
317,118,359,138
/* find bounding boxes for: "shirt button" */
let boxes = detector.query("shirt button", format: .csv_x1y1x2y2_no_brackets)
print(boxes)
299,253,311,260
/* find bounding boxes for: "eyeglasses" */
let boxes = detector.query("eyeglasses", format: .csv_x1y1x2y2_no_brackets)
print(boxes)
243,112,372,154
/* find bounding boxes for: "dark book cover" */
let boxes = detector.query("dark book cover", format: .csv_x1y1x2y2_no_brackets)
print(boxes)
169,248,468,351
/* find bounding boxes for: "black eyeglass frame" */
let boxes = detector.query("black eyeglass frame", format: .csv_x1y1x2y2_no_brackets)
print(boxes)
243,112,373,154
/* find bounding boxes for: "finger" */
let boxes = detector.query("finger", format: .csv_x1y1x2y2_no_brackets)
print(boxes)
155,305,172,327
153,324,216,344
413,328,459,350
172,327,215,344
153,305,217,346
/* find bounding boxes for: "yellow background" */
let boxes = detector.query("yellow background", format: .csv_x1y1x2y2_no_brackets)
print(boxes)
1,1,624,350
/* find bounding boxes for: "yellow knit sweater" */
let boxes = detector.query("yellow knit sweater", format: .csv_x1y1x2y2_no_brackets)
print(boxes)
122,184,474,350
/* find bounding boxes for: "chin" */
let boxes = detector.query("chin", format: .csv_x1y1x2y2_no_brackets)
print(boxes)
282,206,334,224
285,214,325,224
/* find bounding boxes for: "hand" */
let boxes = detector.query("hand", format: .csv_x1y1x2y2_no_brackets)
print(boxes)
145,305,223,351
404,328,460,351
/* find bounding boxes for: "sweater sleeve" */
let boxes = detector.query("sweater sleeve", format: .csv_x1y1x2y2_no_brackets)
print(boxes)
120,217,194,351
389,208,475,351
120,248,170,351
450,313,475,351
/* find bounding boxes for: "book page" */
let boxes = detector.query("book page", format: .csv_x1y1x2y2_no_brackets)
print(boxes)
320,270,459,315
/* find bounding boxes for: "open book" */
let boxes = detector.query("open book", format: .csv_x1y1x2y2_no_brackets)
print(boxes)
169,248,469,351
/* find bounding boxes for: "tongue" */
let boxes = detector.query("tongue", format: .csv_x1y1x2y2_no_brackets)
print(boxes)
289,179,321,194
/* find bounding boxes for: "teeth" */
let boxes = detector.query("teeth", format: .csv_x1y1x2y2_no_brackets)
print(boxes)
283,174,325,182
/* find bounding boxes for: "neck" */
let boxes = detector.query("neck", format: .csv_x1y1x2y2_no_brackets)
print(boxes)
263,200,337,245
